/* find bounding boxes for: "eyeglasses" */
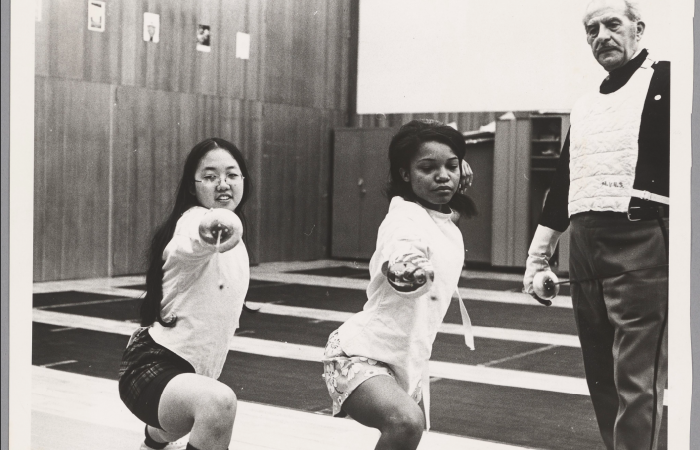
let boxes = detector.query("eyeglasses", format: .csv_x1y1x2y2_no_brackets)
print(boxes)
194,173,245,186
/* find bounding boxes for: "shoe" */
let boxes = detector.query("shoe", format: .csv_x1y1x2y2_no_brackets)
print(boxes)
164,437,188,450
138,437,187,450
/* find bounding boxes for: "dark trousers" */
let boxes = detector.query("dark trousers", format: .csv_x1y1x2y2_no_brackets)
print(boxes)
569,212,668,450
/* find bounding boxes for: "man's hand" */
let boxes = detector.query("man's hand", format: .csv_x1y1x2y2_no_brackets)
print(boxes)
523,225,563,306
523,258,553,306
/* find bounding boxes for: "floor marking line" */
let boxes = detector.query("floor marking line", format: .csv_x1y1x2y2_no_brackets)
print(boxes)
244,302,581,347
31,298,579,347
40,360,78,368
36,297,138,310
33,309,675,405
50,327,77,332
32,282,288,304
480,344,559,367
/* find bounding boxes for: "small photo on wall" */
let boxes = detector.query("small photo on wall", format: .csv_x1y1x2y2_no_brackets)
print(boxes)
87,1,105,32
143,13,160,43
196,25,211,53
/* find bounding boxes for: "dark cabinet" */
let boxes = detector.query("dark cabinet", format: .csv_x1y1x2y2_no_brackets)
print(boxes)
331,128,397,259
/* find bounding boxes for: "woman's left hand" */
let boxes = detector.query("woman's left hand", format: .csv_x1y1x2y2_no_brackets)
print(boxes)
458,160,473,194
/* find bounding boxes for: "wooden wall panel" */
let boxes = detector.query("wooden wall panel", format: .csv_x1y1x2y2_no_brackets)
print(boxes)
37,0,354,106
259,103,288,261
322,0,339,111
47,0,85,80
34,78,49,279
244,0,265,101
262,1,293,106
33,77,112,281
35,0,358,280
36,77,67,281
111,86,189,276
153,1,198,93
35,0,50,77
119,0,139,87
195,0,221,96
218,0,250,100
83,0,122,84
329,0,351,112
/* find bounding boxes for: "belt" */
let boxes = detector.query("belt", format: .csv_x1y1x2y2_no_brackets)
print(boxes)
630,189,669,205
627,205,668,222
573,208,668,222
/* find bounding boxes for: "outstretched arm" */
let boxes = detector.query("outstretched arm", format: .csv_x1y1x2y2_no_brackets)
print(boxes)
165,208,243,261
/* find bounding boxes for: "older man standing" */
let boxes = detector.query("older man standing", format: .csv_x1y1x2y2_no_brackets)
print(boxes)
523,1,669,449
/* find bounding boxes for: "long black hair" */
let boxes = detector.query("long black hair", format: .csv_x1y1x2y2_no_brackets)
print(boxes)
386,119,477,217
140,138,252,327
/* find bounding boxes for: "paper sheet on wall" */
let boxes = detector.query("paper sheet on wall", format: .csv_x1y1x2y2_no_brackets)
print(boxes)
236,32,250,59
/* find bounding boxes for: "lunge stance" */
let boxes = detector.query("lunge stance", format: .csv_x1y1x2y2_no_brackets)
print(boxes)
119,138,252,450
323,120,476,450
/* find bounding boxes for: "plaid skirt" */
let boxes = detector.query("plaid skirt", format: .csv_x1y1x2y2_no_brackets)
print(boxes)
118,327,195,429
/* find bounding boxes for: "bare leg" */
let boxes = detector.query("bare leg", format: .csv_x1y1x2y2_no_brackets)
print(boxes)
156,373,237,450
341,376,424,450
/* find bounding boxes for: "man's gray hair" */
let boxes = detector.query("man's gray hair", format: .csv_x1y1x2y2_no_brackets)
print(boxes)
623,0,642,21
583,0,643,24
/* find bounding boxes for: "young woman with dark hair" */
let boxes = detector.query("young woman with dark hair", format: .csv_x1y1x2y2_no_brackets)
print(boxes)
385,119,476,219
321,120,476,450
119,137,251,450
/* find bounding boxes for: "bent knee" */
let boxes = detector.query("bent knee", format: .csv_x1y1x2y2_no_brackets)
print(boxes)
383,409,425,437
196,385,237,418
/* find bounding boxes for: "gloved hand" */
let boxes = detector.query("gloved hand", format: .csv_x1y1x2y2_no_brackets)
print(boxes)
198,208,243,252
523,225,562,306
383,253,435,296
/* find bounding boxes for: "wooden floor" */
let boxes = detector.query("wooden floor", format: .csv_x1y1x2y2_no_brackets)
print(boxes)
30,260,668,450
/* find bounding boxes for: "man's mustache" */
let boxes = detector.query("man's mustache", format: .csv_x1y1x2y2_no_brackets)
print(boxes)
596,45,619,54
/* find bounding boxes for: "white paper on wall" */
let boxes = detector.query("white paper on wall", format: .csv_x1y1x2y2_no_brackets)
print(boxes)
236,32,251,59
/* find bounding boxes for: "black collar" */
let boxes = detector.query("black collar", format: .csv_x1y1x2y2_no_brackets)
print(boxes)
599,49,648,94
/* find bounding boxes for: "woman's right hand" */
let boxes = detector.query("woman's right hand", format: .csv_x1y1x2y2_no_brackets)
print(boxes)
210,223,233,243
198,208,243,250
384,253,434,293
